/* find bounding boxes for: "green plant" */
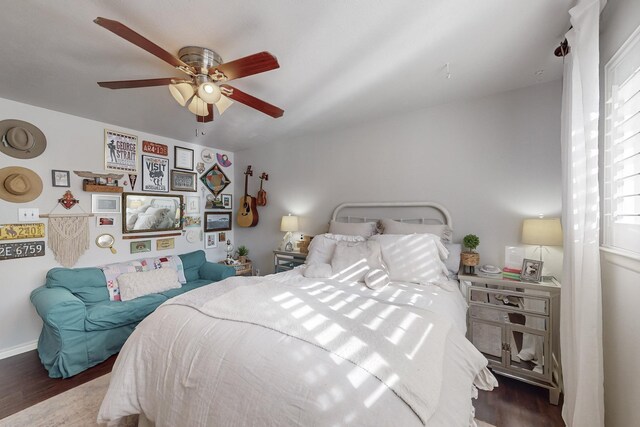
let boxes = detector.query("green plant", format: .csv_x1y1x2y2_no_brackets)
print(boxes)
237,245,249,257
462,234,480,252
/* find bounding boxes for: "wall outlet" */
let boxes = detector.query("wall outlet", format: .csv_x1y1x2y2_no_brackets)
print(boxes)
18,208,39,222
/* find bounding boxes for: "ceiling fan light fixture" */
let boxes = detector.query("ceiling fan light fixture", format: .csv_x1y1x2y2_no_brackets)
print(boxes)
198,81,222,104
188,95,209,116
214,95,234,115
168,82,195,106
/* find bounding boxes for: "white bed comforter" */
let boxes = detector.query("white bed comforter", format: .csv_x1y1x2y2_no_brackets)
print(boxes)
98,270,496,427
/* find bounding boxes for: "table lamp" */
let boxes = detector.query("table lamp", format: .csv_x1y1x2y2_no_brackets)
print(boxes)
280,214,299,252
521,217,563,271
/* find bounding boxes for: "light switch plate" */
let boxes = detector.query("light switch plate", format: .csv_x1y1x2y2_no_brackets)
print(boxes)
18,208,39,222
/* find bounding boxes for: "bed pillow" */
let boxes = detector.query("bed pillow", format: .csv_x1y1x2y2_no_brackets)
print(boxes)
443,243,462,277
306,233,366,265
379,218,453,243
328,220,378,238
330,240,384,283
117,268,181,301
369,234,449,284
303,263,333,278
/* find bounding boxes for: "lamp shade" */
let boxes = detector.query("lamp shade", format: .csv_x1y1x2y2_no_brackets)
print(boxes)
168,83,195,106
522,218,563,246
198,82,222,104
188,96,209,116
215,95,234,115
280,215,299,232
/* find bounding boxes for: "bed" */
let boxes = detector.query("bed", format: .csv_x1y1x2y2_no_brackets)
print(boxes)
98,202,497,427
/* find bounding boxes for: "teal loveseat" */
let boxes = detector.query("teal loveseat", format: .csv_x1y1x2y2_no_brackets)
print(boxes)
30,250,235,378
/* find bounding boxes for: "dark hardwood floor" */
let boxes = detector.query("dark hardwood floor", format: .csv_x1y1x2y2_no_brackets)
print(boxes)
0,350,563,426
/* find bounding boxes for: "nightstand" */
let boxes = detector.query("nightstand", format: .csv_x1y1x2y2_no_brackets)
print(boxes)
458,273,562,404
273,250,307,273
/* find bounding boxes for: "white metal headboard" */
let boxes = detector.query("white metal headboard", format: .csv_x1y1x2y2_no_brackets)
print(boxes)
331,201,453,229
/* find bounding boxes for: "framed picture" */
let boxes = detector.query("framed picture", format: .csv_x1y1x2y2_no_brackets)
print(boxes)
205,232,217,249
185,196,200,215
96,216,116,227
121,192,183,234
105,129,138,173
521,258,543,282
174,146,194,171
200,163,230,197
183,215,201,228
201,149,214,163
130,240,151,254
204,211,232,232
205,194,224,209
156,238,175,250
91,194,121,214
170,170,197,192
141,155,169,192
51,170,70,187
218,232,226,242
221,194,232,209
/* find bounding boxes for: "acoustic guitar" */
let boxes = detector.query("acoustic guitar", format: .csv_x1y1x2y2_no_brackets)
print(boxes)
257,172,268,206
238,166,259,227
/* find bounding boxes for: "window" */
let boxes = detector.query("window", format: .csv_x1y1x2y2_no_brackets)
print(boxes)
604,26,640,254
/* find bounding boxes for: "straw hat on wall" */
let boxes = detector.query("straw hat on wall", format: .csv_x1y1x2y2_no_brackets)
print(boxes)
0,119,47,159
0,166,43,203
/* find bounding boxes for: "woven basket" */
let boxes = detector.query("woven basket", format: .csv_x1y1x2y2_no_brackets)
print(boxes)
461,251,480,266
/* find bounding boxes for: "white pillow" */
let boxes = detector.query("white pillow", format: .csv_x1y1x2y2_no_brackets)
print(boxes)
117,268,181,301
443,243,461,276
306,233,366,265
330,240,384,283
328,220,378,238
369,234,449,284
364,268,390,290
379,218,453,243
303,263,333,278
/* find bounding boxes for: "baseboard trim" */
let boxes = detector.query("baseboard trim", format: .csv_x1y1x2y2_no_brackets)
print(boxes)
0,340,37,360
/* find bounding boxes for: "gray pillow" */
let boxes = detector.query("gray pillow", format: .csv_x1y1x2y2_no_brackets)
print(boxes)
443,243,461,276
328,220,377,238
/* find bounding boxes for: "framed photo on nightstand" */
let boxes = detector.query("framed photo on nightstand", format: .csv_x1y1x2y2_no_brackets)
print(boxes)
520,258,543,282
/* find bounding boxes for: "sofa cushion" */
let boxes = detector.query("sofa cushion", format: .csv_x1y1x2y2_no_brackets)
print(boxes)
160,279,213,299
179,250,207,282
85,293,167,331
46,267,108,304
118,268,181,301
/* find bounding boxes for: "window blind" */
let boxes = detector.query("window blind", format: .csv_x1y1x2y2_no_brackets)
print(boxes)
604,26,640,254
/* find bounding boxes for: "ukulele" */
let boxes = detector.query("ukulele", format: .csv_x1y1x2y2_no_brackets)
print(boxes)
257,172,268,206
237,166,259,227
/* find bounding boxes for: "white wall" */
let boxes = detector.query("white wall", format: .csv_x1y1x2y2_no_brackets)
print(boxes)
599,1,640,426
234,80,563,278
0,98,234,358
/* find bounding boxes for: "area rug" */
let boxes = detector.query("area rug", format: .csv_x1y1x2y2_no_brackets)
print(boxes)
0,373,497,426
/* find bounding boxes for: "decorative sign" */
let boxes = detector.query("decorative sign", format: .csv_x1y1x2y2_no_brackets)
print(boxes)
142,140,168,156
59,190,80,210
105,129,138,173
0,240,45,260
142,155,169,192
200,163,230,197
128,174,138,190
0,223,45,240
156,238,175,250
130,240,151,254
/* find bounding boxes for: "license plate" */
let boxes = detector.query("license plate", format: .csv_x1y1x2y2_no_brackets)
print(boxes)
0,241,45,260
0,223,45,240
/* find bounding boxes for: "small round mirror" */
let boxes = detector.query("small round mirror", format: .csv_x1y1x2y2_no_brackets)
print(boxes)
95,233,117,254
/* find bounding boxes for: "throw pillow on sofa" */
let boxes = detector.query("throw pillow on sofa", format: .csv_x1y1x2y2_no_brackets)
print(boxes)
117,268,181,301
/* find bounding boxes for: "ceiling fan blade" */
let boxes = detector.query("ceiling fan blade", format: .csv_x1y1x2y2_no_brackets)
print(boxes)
213,52,279,81
197,103,214,123
94,17,193,73
219,84,284,118
97,77,178,89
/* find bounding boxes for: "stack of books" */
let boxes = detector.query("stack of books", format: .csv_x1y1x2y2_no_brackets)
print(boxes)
476,265,503,279
502,267,522,281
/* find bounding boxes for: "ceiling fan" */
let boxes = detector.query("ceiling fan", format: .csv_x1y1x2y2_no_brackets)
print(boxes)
94,17,284,123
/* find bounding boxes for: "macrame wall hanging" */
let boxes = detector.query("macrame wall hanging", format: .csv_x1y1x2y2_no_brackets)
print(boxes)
41,191,92,267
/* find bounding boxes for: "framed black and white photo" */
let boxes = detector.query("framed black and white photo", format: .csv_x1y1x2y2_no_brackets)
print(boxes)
221,194,232,209
204,211,232,232
170,170,197,192
51,170,70,187
141,155,169,192
521,258,543,282
174,146,194,171
205,232,217,249
91,194,121,214
105,129,138,173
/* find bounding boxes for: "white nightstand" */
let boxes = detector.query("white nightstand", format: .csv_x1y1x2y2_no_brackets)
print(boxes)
273,250,307,273
458,273,562,404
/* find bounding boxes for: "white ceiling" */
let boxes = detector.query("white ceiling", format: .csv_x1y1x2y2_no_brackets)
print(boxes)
0,1,572,151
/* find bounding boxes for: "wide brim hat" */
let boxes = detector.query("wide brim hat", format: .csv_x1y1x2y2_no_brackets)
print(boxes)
0,166,43,203
0,119,47,159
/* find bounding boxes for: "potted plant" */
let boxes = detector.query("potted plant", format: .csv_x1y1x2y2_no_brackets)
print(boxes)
237,245,249,264
461,234,480,274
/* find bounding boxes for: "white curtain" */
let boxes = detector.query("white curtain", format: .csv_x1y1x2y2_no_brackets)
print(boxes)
560,0,606,426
